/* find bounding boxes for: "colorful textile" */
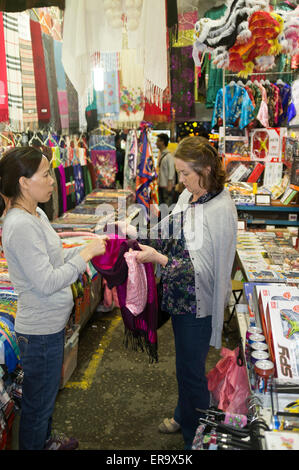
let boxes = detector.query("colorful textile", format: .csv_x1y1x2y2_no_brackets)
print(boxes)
42,32,61,133
276,82,296,125
3,12,23,131
119,49,145,127
124,251,148,317
18,11,38,130
92,237,158,363
58,164,67,214
0,1,65,11
171,46,195,121
91,149,118,189
96,60,120,118
211,83,255,129
53,40,69,133
66,74,79,133
136,130,157,218
30,18,50,123
0,12,9,124
123,129,138,192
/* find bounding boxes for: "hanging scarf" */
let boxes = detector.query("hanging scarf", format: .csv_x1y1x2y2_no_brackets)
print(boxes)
96,64,120,118
0,1,65,11
53,39,69,133
30,19,50,124
18,11,38,131
170,46,195,121
91,149,118,189
0,12,9,124
136,129,157,219
92,237,158,363
123,129,138,192
42,32,61,133
66,73,79,133
3,12,23,131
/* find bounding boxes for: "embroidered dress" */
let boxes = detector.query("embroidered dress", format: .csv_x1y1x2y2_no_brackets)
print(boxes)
212,83,254,129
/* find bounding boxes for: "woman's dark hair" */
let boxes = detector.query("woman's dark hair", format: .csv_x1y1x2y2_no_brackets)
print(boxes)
0,146,44,216
174,136,227,192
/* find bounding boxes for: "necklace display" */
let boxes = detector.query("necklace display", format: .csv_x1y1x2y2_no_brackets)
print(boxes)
12,203,38,217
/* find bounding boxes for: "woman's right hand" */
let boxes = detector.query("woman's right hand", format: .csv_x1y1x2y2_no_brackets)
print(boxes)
80,236,108,263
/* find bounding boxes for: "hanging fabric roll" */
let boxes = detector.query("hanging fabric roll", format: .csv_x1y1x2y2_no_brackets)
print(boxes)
3,12,23,131
30,18,51,124
18,11,38,131
53,39,69,134
0,12,9,124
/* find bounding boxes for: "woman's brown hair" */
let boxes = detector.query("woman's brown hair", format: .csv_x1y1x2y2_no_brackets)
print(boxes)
174,136,227,192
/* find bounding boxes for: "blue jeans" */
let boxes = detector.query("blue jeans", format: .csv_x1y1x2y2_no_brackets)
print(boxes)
16,329,65,450
171,314,212,449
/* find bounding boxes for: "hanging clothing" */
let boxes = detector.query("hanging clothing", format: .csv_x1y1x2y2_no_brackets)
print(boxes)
91,149,118,189
42,32,61,133
18,11,38,130
30,18,51,124
0,12,9,124
212,83,254,129
3,12,23,131
66,74,79,134
92,237,158,363
136,130,157,219
171,46,195,121
276,82,296,125
123,130,138,192
53,39,69,133
256,82,269,128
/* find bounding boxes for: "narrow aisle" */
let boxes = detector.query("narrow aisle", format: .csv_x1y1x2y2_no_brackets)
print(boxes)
52,308,236,450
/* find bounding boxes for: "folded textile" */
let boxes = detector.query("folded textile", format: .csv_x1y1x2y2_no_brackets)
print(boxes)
92,237,158,362
124,251,147,316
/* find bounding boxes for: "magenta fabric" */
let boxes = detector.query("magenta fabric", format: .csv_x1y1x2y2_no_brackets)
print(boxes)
92,234,126,270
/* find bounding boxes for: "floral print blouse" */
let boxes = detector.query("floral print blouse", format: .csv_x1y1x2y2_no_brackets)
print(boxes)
141,191,220,315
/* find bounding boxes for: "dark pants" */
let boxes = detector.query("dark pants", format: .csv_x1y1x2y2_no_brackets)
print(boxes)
171,314,212,449
16,329,65,450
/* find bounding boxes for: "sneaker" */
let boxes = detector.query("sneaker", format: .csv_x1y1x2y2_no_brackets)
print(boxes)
44,432,79,450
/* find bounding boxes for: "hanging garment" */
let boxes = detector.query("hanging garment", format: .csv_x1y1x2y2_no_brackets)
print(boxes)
92,237,158,363
119,48,145,127
271,83,283,126
91,149,118,189
276,82,296,125
123,130,138,192
256,82,269,128
211,83,254,129
0,13,9,124
136,130,157,219
66,74,79,134
3,12,23,131
96,59,120,118
0,1,65,11
166,0,178,46
58,163,67,214
171,46,195,121
18,11,38,131
42,32,61,133
30,18,51,124
53,40,69,133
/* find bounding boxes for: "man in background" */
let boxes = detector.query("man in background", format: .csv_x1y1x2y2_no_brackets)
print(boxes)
156,133,176,206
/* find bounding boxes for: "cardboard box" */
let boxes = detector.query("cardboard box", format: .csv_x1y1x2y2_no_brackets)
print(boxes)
251,128,287,162
60,325,80,389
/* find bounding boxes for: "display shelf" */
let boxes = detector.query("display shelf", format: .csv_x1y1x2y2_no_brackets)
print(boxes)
246,219,298,226
236,204,299,212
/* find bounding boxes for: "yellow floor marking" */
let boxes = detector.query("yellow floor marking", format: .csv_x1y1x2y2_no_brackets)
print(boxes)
65,314,122,390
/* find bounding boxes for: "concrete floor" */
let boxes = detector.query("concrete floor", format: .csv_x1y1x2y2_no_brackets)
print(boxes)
49,307,239,451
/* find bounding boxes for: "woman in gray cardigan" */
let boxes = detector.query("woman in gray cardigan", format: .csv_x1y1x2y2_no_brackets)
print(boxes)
135,137,238,449
0,147,107,450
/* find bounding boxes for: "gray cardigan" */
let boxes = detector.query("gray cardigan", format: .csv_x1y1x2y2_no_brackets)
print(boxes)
173,189,238,349
2,207,87,335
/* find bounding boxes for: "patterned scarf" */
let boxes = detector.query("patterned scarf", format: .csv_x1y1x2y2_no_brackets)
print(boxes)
3,12,23,131
170,46,195,121
30,18,50,124
0,12,9,124
18,11,38,130
91,149,118,189
136,129,157,219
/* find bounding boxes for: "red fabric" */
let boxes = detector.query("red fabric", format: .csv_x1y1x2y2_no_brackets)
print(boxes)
0,12,9,124
30,19,51,122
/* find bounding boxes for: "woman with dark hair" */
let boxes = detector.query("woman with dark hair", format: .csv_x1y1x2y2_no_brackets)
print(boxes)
0,147,107,450
125,137,237,449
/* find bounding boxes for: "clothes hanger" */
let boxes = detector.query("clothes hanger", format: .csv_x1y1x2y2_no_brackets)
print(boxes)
0,133,14,146
28,131,44,146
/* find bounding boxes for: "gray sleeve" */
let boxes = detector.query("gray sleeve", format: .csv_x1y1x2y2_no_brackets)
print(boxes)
5,222,87,296
63,246,84,263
